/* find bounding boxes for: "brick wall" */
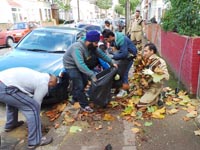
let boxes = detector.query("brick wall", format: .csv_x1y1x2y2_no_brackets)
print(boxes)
145,24,200,94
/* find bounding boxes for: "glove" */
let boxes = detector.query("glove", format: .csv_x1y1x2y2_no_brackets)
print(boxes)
91,74,97,82
127,54,136,61
142,68,154,75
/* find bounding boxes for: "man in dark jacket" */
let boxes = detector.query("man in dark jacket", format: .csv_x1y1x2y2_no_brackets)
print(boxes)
63,30,116,113
102,29,137,98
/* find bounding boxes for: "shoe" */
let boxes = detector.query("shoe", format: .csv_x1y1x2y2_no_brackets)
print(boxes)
116,89,127,98
81,106,94,113
27,136,53,149
4,120,24,132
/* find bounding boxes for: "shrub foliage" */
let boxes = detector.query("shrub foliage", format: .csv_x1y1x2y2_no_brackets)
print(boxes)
161,0,200,36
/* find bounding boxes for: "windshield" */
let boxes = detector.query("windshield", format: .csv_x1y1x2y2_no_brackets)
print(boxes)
17,30,74,52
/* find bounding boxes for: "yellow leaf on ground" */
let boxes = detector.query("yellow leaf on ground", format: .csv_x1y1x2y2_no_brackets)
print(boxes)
110,101,119,108
133,121,142,127
73,102,81,109
186,106,196,113
131,128,140,133
173,98,182,102
168,109,179,115
151,107,166,119
103,114,115,121
166,101,173,106
157,107,166,114
152,111,165,119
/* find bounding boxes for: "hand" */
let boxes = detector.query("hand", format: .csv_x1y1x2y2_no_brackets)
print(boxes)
91,74,97,82
142,68,154,75
112,63,118,68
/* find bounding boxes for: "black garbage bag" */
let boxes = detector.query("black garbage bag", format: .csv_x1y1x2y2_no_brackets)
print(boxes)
89,67,118,107
42,74,70,105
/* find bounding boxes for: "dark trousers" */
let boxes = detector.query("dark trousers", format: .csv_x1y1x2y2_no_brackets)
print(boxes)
67,68,89,108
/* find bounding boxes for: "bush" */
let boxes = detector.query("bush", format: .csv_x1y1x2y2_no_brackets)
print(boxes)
161,0,200,36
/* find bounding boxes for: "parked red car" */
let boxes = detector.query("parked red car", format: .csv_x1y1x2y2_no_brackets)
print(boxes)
6,22,40,42
0,29,14,47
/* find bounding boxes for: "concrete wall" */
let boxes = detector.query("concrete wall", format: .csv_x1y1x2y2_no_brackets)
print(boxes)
145,24,200,94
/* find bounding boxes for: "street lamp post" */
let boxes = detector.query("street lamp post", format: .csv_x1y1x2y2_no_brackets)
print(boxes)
77,0,80,21
125,0,131,33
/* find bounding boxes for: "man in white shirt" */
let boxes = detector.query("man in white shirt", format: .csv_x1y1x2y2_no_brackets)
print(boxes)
0,67,57,149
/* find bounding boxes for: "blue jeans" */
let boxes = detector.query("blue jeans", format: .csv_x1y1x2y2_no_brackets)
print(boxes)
122,60,133,84
67,68,89,108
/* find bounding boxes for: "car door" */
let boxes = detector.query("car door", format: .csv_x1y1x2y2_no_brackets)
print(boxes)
0,29,6,46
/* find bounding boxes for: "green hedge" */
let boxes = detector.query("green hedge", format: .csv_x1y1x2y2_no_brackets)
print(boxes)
161,0,200,37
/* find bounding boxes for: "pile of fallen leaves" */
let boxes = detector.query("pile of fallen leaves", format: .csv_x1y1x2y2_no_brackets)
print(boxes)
44,54,199,135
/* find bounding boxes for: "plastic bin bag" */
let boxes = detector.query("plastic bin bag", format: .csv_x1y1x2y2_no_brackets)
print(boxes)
89,67,118,107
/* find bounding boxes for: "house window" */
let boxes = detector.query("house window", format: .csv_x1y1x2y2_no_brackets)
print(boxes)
12,8,17,11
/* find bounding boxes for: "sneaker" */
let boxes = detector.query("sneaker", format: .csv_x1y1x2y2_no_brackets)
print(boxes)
81,106,94,113
4,120,24,132
116,89,127,98
27,136,53,149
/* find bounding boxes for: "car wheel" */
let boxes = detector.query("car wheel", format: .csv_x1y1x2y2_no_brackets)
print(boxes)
6,37,14,47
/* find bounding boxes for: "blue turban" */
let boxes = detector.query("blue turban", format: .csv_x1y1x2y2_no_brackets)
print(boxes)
86,30,100,42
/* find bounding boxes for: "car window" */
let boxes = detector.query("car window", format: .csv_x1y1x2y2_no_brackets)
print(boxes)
84,25,102,33
10,23,27,30
77,24,88,28
17,30,74,51
76,31,86,41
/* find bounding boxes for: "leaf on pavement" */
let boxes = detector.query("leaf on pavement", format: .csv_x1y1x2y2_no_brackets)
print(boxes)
110,101,119,108
173,97,182,102
95,124,103,130
144,121,153,127
186,105,196,113
54,123,60,129
133,121,142,127
107,126,113,130
121,106,134,116
147,106,157,113
194,130,200,136
56,103,67,112
69,126,82,133
165,101,173,106
167,108,179,115
182,116,191,121
179,94,190,100
103,114,115,121
151,107,166,119
136,111,143,119
73,102,81,109
186,111,198,118
131,127,140,133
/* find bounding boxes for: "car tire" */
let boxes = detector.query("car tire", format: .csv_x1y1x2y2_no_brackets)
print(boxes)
6,37,14,47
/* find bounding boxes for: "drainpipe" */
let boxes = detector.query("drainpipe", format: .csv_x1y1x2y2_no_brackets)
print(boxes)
176,37,189,94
